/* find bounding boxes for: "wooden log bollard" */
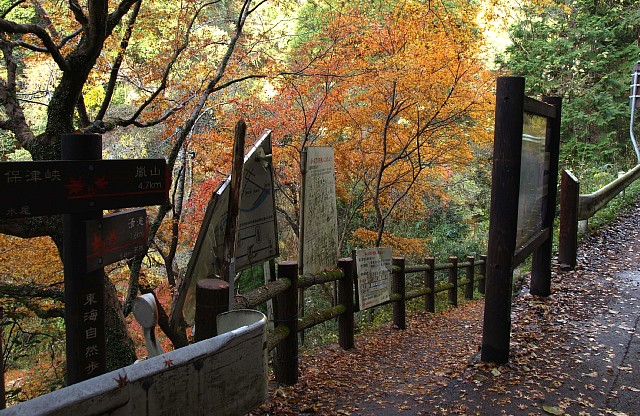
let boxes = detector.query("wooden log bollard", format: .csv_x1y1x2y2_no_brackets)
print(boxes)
392,257,406,330
424,257,435,313
195,279,229,342
274,261,298,385
448,256,458,306
558,170,579,269
337,258,354,350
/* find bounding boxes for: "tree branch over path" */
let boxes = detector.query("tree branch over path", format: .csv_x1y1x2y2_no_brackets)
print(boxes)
121,0,269,342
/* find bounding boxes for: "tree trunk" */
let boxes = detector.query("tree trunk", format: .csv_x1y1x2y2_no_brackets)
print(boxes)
104,275,137,370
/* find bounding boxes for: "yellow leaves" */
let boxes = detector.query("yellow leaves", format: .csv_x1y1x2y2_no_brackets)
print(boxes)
352,228,428,257
0,234,62,286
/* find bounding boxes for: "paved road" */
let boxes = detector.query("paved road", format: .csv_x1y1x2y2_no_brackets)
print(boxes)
432,204,640,415
256,202,640,415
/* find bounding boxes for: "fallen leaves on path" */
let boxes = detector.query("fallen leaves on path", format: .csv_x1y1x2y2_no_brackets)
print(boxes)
253,202,640,415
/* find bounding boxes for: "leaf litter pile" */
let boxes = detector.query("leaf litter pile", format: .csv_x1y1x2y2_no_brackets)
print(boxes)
254,205,640,415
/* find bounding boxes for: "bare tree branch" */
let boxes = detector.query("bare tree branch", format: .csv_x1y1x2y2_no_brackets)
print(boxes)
0,18,67,70
68,0,88,26
123,1,217,126
0,283,64,301
58,28,82,48
1,0,26,19
96,0,141,121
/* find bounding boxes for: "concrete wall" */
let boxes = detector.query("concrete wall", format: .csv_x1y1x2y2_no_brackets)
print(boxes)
1,310,268,416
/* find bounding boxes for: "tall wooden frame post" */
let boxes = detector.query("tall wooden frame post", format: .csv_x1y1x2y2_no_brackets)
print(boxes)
530,96,562,295
62,133,106,385
481,77,525,364
481,77,562,364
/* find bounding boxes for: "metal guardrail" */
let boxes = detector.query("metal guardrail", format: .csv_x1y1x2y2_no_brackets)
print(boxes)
578,164,640,220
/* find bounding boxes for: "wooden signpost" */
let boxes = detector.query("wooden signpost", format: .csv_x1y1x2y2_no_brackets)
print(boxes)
85,208,148,273
0,133,169,385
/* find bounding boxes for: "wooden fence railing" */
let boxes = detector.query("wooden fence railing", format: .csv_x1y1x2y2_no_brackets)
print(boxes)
558,164,640,268
212,254,487,386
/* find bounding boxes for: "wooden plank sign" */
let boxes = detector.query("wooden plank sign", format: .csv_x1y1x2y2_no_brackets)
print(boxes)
299,146,339,274
355,247,393,310
0,159,169,218
84,208,148,272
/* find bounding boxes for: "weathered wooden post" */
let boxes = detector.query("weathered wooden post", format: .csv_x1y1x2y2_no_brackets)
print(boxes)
392,257,406,330
448,256,458,306
482,77,525,364
424,257,435,313
465,256,475,300
337,258,354,350
351,249,360,313
478,255,487,294
530,96,562,296
62,133,106,385
195,279,230,341
274,261,298,385
221,120,246,309
558,170,579,269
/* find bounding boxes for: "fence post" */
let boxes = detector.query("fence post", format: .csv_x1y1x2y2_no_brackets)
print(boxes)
392,257,406,330
465,256,475,300
448,256,458,307
424,257,435,313
195,279,229,341
478,255,487,295
351,249,360,313
338,258,354,350
558,170,580,269
274,261,299,385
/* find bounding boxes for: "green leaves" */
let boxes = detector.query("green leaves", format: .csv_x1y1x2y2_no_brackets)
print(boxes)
498,0,640,166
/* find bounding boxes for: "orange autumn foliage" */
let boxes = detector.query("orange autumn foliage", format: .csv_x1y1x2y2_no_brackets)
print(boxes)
236,0,494,252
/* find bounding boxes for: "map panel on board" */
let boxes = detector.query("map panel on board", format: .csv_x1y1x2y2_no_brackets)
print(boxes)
182,131,277,322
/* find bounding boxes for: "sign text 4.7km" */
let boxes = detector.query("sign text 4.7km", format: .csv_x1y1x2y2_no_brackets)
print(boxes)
0,159,168,218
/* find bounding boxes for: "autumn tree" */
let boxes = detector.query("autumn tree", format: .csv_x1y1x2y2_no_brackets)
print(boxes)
0,0,285,381
237,0,493,257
